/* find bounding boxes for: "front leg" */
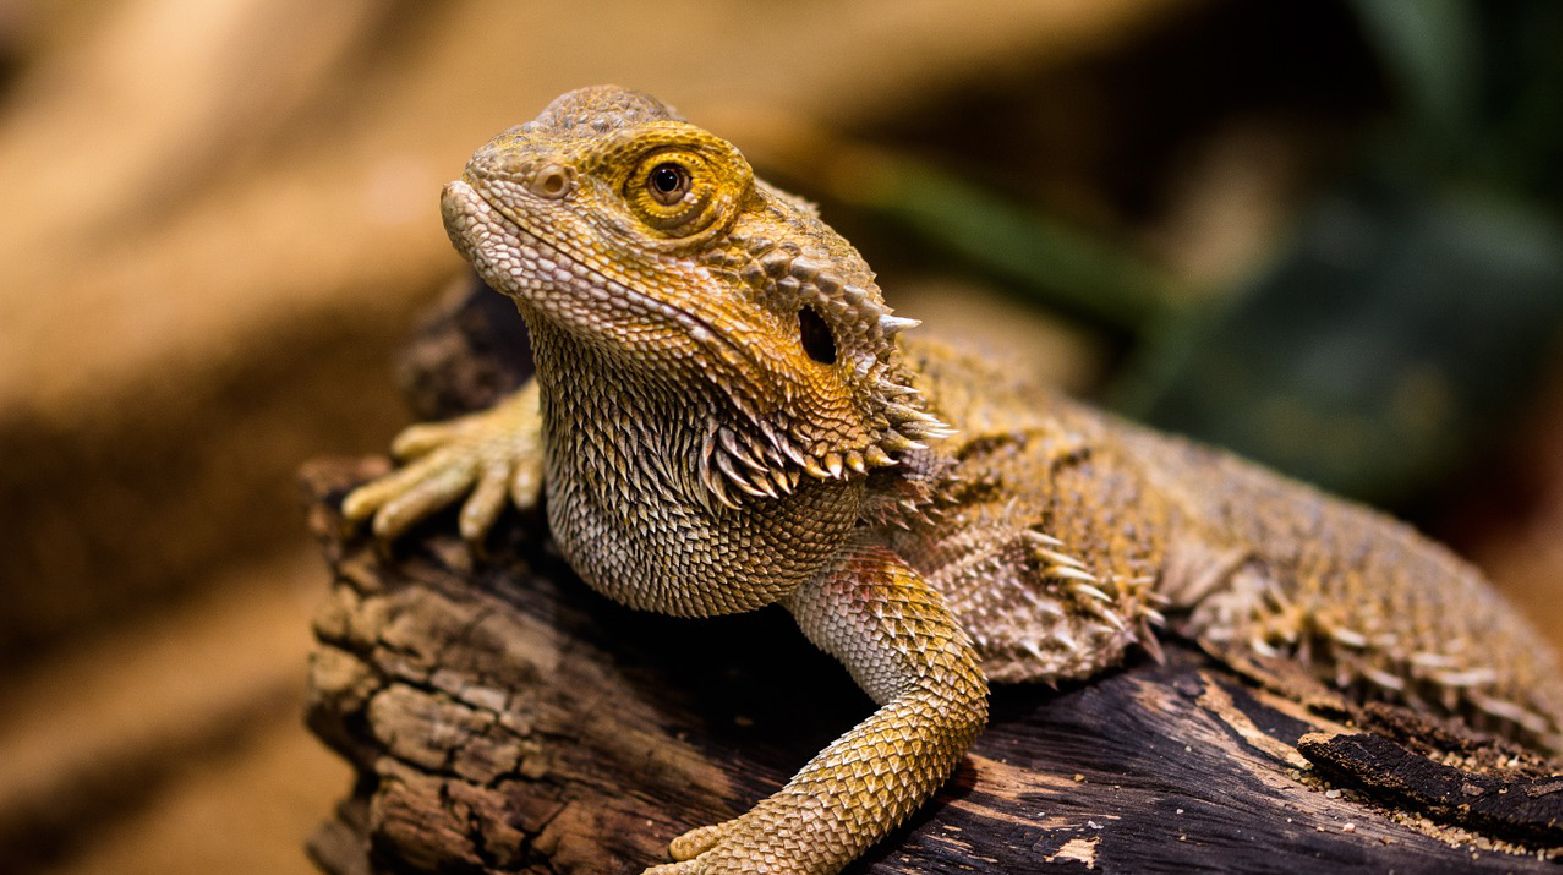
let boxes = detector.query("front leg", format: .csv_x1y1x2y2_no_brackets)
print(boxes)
650,544,990,875
343,381,543,541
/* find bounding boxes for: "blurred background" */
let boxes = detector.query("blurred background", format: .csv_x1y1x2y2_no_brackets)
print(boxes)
1,1,1560,872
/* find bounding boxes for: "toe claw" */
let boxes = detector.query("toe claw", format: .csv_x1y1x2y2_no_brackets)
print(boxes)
343,461,433,522
373,461,474,538
510,460,542,512
460,461,512,541
668,822,725,861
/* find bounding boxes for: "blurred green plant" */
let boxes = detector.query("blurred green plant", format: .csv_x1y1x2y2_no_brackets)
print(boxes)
1130,182,1563,501
840,152,1183,334
834,0,1563,507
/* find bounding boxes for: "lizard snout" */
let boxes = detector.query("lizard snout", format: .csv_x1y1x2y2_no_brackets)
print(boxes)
464,138,579,201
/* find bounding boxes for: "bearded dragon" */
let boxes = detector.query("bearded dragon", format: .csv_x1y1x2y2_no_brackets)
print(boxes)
342,85,1563,875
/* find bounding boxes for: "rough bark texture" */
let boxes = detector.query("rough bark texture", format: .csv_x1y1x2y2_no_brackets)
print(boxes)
303,279,1563,874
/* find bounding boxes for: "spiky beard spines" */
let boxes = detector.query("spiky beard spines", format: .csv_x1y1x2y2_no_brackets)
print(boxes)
694,368,953,511
691,230,955,509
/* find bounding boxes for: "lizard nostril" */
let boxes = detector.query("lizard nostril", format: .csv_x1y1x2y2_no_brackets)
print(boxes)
530,163,574,199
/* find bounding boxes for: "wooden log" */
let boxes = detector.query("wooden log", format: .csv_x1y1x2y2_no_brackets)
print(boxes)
302,280,1562,873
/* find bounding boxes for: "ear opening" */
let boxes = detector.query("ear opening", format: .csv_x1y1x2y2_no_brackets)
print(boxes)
797,305,837,365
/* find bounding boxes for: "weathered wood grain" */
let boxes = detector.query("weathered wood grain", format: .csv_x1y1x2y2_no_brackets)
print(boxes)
302,279,1562,874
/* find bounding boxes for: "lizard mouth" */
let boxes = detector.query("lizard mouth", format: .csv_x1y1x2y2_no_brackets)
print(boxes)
441,178,521,283
441,176,610,309
441,177,786,405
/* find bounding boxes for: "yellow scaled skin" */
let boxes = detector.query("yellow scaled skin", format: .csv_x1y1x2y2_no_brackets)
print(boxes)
346,86,1563,874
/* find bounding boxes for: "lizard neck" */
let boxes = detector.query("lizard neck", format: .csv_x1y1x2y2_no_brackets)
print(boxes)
525,315,865,617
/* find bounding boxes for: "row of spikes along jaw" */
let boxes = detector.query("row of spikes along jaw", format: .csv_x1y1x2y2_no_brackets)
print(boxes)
687,209,955,514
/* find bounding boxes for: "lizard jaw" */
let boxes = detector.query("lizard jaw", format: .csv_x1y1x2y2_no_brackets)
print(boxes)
442,176,673,334
443,176,765,376
441,177,537,300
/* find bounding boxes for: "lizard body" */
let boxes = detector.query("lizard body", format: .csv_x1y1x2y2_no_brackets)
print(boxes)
344,86,1563,874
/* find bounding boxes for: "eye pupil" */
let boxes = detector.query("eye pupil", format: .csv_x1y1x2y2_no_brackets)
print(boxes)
647,162,690,204
652,165,681,192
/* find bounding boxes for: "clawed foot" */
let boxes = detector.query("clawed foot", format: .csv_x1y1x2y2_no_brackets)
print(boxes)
343,386,543,541
641,807,830,875
641,821,729,874
643,817,767,875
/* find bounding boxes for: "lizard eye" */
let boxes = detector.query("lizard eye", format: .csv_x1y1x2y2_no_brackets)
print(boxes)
646,162,691,205
798,306,837,364
623,145,738,238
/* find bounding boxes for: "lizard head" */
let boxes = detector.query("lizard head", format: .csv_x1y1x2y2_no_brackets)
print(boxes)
443,85,950,506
